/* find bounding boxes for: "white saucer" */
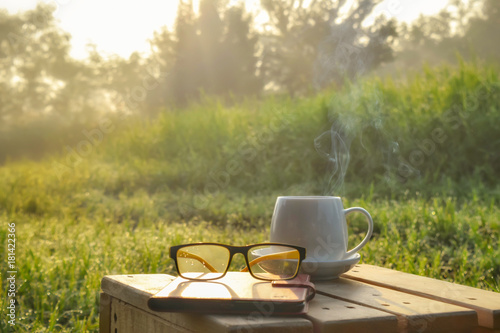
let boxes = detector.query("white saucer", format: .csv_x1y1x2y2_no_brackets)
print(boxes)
299,253,361,281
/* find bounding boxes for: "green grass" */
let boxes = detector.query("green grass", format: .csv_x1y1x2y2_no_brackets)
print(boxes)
0,61,499,332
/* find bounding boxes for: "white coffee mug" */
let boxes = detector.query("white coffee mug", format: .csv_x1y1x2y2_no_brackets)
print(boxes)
270,196,373,262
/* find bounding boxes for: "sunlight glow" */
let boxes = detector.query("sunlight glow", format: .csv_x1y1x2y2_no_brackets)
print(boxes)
0,0,451,59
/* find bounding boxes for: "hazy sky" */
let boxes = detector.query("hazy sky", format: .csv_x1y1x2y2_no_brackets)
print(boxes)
1,0,450,59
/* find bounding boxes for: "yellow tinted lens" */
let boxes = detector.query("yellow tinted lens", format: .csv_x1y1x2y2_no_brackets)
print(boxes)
176,245,230,279
247,245,300,280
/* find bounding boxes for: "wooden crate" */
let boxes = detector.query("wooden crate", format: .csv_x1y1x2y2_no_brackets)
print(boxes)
100,264,500,333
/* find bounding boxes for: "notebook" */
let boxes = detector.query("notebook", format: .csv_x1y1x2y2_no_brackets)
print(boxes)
148,272,315,315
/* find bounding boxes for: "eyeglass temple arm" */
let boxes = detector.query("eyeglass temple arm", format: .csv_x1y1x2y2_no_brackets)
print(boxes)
177,250,219,273
241,250,299,272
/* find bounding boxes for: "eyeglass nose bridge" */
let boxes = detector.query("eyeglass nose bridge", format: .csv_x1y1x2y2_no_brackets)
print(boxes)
225,245,253,270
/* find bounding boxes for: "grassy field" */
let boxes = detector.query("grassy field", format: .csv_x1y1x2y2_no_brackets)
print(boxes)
0,61,499,332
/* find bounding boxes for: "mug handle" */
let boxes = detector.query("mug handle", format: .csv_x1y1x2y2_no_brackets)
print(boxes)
344,207,374,257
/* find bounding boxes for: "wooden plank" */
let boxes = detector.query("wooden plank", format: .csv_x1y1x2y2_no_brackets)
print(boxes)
101,274,174,311
343,264,500,329
306,294,399,333
101,274,313,333
111,297,190,333
473,327,500,333
99,292,111,333
315,277,478,333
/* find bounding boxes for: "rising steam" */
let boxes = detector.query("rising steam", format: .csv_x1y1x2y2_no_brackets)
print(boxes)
314,119,356,196
314,83,408,196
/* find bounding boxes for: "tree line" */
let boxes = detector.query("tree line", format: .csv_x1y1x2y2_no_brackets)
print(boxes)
378,0,500,75
1,0,398,124
0,0,498,127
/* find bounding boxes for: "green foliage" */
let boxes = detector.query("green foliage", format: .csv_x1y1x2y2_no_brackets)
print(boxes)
0,61,499,332
1,62,499,219
331,61,500,197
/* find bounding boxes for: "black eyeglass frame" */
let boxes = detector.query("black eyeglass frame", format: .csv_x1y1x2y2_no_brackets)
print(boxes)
169,242,307,281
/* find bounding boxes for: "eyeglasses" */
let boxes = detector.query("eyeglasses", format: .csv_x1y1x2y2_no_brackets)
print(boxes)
169,243,306,281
